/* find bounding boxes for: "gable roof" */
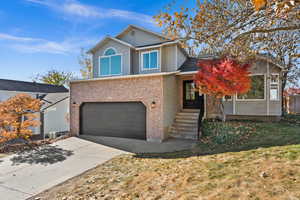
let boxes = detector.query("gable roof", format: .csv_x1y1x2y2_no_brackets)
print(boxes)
0,79,69,93
116,24,170,41
87,36,135,53
256,54,285,69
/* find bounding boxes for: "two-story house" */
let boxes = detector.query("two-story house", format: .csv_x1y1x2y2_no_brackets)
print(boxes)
70,25,284,142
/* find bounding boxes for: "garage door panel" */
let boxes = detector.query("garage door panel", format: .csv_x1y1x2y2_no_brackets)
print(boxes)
80,102,146,140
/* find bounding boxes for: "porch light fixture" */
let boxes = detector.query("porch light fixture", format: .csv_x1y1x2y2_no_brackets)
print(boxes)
151,101,156,108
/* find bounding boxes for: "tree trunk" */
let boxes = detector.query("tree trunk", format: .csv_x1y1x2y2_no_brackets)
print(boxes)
282,58,292,116
219,99,226,122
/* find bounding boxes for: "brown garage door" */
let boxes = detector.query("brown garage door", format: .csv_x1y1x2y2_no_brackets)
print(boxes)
80,102,146,140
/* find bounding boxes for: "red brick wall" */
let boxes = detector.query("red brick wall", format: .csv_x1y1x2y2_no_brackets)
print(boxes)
70,76,165,142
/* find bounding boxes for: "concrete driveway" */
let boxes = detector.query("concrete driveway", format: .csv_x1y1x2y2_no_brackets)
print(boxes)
0,137,125,200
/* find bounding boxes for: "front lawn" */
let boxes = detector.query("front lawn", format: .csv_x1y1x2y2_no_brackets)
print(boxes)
33,115,300,200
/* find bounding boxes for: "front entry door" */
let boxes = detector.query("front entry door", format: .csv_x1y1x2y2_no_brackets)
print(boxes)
183,80,203,109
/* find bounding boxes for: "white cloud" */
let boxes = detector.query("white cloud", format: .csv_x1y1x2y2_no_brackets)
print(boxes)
62,1,101,17
1,32,97,55
0,33,43,42
12,41,71,54
25,0,153,23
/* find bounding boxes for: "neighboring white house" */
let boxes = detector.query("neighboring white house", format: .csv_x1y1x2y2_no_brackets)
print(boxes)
0,79,70,137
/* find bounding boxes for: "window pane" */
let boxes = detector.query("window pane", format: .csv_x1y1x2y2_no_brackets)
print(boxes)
270,88,278,100
104,48,116,56
238,75,265,99
111,55,121,75
100,57,110,75
143,53,150,69
150,52,158,69
186,83,196,100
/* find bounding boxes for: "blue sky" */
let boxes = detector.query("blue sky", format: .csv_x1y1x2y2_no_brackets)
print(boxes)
0,0,179,81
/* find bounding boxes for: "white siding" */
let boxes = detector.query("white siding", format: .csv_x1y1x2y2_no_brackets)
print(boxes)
223,60,282,116
117,28,165,46
177,47,187,69
44,97,70,134
92,39,131,78
162,75,179,137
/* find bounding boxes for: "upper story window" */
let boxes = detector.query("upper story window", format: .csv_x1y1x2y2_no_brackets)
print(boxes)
141,50,159,70
99,48,122,76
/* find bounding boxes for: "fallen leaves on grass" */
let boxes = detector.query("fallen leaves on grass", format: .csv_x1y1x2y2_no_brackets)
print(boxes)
33,145,300,200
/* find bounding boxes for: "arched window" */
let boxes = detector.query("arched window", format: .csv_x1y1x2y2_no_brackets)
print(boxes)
99,48,122,76
104,48,116,56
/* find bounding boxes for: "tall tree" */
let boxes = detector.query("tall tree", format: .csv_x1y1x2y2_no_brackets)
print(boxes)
78,48,93,79
34,70,73,86
251,0,299,17
194,57,251,121
155,0,299,86
0,94,42,143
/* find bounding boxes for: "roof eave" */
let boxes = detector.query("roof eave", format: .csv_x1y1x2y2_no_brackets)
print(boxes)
135,40,179,50
116,24,171,41
70,72,178,83
256,55,285,70
87,36,135,54
176,71,198,75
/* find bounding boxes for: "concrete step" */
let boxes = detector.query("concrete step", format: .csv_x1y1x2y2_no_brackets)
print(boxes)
173,122,198,128
177,112,199,117
170,126,197,132
181,109,200,113
175,119,198,124
169,128,197,135
175,115,198,120
170,132,198,140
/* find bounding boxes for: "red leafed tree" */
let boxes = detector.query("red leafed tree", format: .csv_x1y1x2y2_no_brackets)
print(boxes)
194,57,251,121
0,94,42,143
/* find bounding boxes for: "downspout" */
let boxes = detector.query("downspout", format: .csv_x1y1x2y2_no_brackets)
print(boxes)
197,94,205,140
267,62,270,116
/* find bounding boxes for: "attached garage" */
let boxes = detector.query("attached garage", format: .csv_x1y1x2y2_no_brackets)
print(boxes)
80,102,146,140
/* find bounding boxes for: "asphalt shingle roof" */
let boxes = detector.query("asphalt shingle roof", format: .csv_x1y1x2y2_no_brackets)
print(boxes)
0,79,69,93
178,57,200,72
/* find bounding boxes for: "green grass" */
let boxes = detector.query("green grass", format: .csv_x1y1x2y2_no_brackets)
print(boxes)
195,115,300,155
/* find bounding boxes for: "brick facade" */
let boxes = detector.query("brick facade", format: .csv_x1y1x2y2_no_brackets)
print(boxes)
70,75,166,142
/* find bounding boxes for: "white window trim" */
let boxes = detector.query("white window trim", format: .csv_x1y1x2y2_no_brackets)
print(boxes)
103,47,118,56
222,95,233,101
270,73,280,101
236,74,266,101
270,73,280,84
99,48,123,77
141,50,160,71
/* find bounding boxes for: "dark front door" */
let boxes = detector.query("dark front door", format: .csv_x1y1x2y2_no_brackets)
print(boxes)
80,102,146,140
183,80,203,109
